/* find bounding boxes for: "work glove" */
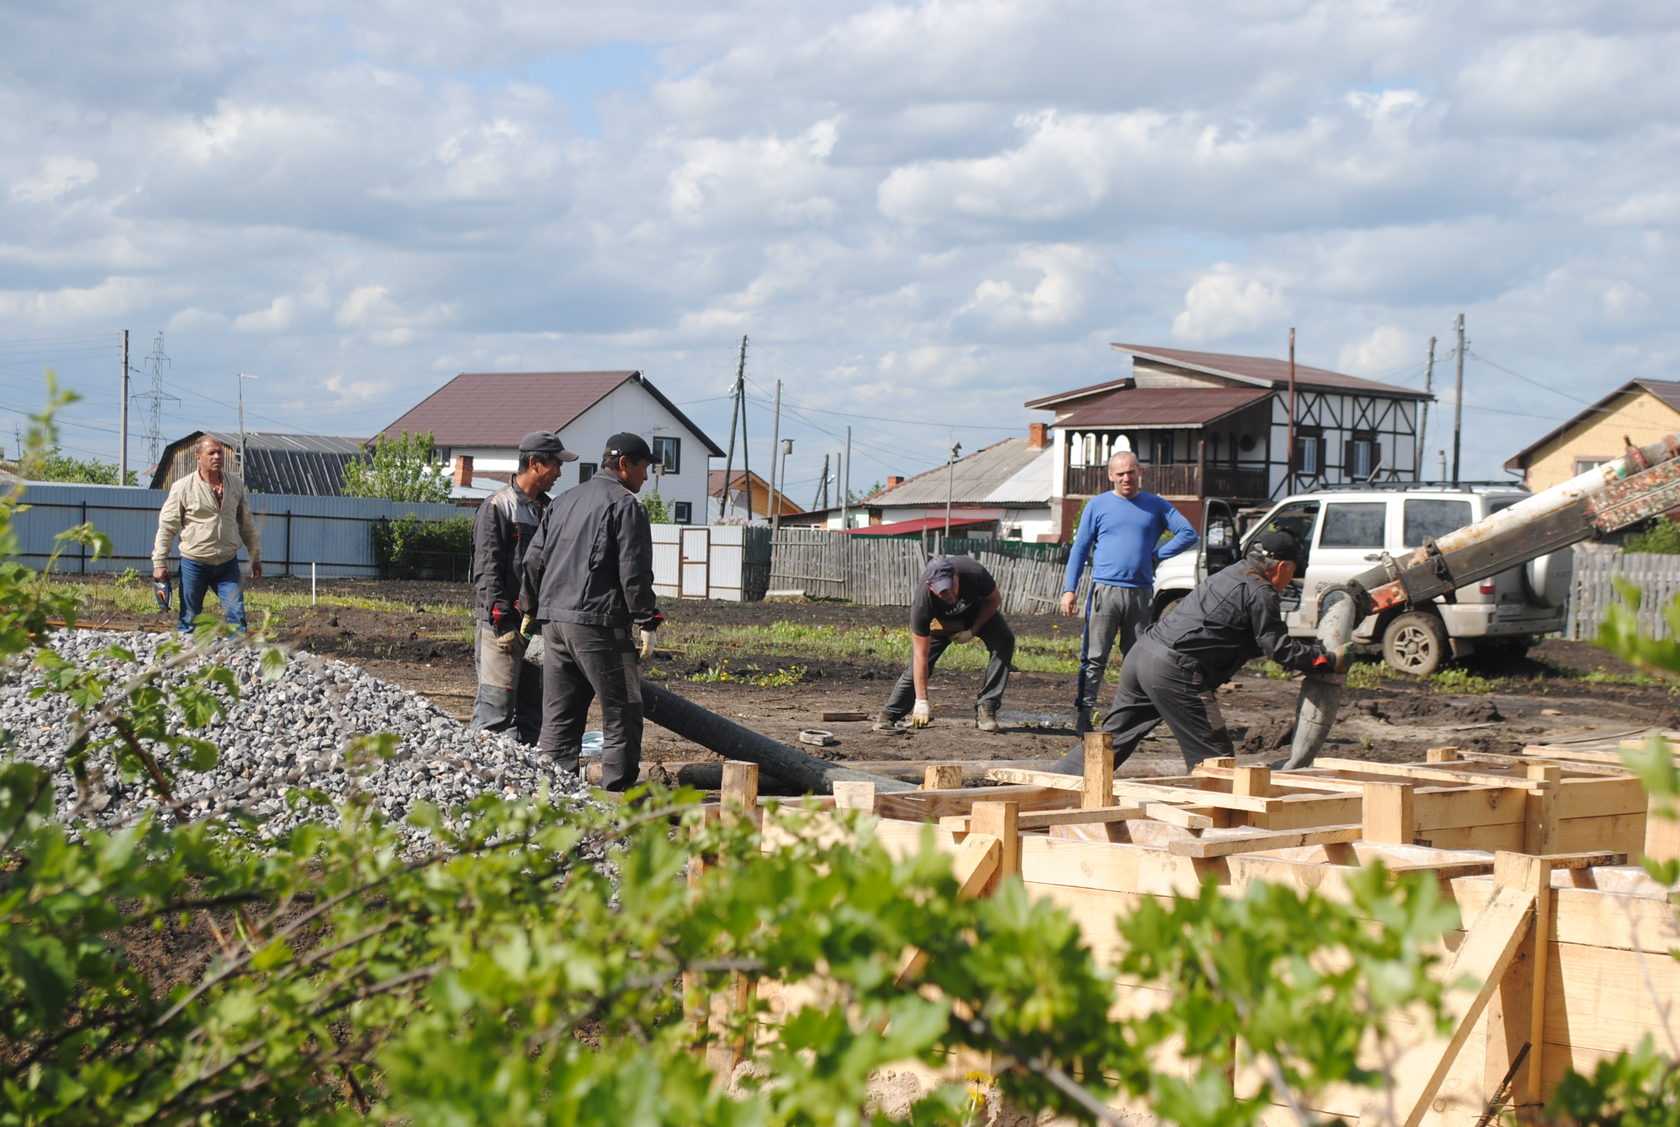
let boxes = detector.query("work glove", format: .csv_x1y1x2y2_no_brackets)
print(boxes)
952,630,975,644
638,628,658,660
520,614,535,642
495,629,524,655
910,699,933,728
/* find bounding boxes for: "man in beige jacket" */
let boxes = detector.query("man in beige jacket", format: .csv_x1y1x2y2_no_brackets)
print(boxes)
152,435,262,634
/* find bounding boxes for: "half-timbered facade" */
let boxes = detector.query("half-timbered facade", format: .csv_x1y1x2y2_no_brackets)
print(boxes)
1027,343,1430,536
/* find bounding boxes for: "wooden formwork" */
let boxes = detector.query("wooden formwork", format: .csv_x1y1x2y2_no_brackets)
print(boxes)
701,736,1680,1125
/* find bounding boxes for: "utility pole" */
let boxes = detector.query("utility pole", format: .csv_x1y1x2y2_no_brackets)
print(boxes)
718,335,747,520
1286,327,1297,488
767,379,781,533
774,438,792,538
1452,314,1465,486
1418,336,1435,479
812,453,830,511
840,428,852,529
118,330,130,485
237,372,259,474
944,441,962,535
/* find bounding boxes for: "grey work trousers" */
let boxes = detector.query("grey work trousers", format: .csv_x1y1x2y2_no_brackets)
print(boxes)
539,620,644,792
470,624,543,745
880,614,1014,720
1051,636,1232,774
1074,584,1152,727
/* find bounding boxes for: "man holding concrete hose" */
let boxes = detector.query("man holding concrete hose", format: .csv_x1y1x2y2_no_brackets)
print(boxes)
1051,529,1343,773
874,556,1014,733
520,432,664,792
1059,450,1196,733
467,430,575,744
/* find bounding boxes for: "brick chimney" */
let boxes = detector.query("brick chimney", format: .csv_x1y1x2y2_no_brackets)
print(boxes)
453,454,473,487
1028,422,1049,450
886,475,904,490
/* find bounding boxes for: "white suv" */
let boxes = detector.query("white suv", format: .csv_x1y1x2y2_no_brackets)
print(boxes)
1151,485,1573,676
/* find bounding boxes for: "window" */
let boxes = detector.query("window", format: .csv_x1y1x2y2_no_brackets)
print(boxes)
1573,456,1610,475
1294,428,1324,475
1345,430,1381,481
1253,500,1320,555
673,501,692,524
1403,499,1472,548
578,462,597,482
1319,502,1385,548
652,436,681,474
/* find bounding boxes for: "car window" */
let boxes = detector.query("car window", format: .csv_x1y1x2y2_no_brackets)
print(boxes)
1319,502,1385,548
1249,501,1320,554
1403,499,1474,547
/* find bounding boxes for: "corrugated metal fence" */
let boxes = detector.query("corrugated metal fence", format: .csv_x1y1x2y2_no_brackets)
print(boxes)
1567,544,1680,641
7,483,461,578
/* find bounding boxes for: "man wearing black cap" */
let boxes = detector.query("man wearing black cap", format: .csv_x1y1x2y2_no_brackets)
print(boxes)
874,555,1015,733
468,430,577,743
521,431,665,790
1050,528,1342,772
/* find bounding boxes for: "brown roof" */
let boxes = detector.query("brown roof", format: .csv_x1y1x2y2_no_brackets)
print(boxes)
1058,386,1272,429
1023,377,1134,411
379,370,724,454
1503,379,1680,470
1113,343,1430,399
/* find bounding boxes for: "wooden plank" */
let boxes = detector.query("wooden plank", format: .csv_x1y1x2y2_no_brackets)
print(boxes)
895,833,1001,985
819,711,869,722
1140,802,1216,830
1363,782,1415,845
832,780,876,812
1017,835,1216,896
874,783,1077,821
922,764,963,791
1316,757,1550,791
1249,793,1365,830
1166,823,1364,859
970,801,1019,890
941,805,1146,834
1645,793,1680,865
1412,786,1526,832
1112,780,1275,814
1083,733,1114,810
1232,765,1272,798
1523,765,1560,856
1542,941,1680,1051
1552,775,1649,820
1392,855,1540,1127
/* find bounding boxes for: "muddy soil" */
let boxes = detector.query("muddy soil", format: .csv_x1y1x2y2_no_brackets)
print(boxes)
74,577,1680,783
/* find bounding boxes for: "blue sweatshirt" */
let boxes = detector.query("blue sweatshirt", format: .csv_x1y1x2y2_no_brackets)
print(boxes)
1063,491,1198,592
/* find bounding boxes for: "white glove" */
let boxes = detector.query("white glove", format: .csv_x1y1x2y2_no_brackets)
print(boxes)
910,699,932,728
952,630,975,644
638,628,658,660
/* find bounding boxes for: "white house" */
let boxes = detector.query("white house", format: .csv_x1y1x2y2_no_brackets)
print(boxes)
379,370,724,521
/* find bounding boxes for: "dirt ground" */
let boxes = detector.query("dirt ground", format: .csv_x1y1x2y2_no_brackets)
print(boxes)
76,577,1679,786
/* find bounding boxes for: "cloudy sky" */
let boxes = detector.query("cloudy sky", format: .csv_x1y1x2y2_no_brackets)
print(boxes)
2,1,1676,499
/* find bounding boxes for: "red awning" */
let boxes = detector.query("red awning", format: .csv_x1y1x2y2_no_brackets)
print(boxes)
841,516,994,536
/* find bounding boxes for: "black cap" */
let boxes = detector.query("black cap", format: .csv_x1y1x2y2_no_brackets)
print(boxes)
923,558,957,595
1251,529,1304,565
604,432,654,463
518,431,579,462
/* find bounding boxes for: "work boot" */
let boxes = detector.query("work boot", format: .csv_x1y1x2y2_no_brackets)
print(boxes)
872,710,902,732
976,704,999,733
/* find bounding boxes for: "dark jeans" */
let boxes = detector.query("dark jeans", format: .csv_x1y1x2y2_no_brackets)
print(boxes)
1075,584,1152,725
881,614,1014,719
178,557,246,634
1052,636,1232,774
539,620,643,792
470,624,543,745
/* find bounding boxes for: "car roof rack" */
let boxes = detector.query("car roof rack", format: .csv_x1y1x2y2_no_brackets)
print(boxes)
1307,480,1530,495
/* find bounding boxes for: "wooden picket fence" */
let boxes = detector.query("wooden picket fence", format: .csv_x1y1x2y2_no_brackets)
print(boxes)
1567,545,1680,640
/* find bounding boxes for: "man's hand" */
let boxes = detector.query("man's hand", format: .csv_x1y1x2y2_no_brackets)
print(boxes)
520,614,535,642
910,699,932,728
495,630,524,655
250,562,263,581
952,630,975,644
153,566,168,581
1058,591,1077,616
638,628,658,660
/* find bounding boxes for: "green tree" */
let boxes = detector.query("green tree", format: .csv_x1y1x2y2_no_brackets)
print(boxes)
15,447,138,486
642,487,671,523
341,430,451,503
1622,518,1680,555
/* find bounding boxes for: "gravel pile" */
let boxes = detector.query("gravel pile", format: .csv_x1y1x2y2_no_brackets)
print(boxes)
0,629,597,851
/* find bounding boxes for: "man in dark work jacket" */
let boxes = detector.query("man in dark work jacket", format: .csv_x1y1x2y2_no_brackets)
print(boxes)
520,433,664,791
1052,529,1335,773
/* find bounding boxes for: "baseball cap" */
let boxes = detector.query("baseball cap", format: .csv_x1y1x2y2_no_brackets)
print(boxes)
1251,528,1305,565
518,431,579,462
923,558,957,595
604,432,654,463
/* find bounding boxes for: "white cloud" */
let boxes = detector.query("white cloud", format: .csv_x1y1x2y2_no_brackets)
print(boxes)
233,296,295,333
1172,265,1290,343
11,156,100,203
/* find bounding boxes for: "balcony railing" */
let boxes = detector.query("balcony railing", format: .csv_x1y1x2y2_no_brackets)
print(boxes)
1066,462,1269,500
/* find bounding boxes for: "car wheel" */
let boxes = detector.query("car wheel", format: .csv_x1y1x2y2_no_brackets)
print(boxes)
1382,611,1448,677
1153,595,1184,624
1523,553,1564,608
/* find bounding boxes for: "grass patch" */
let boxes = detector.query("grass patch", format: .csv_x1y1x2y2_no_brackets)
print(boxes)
687,662,812,687
678,622,1082,674
43,574,472,626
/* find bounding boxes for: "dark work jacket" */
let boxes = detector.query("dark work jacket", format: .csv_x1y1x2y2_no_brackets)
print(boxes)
470,481,549,628
1146,561,1326,686
521,472,660,630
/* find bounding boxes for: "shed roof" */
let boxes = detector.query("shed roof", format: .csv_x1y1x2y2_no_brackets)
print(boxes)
1057,386,1271,429
1112,342,1430,399
148,431,367,495
865,438,1054,508
379,370,724,455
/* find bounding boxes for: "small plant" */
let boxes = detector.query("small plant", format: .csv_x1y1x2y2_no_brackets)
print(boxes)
1427,666,1496,694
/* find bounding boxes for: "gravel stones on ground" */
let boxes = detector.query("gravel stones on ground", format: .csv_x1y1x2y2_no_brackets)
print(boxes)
1,629,597,852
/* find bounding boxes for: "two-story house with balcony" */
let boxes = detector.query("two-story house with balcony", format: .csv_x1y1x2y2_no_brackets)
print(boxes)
1029,343,1432,537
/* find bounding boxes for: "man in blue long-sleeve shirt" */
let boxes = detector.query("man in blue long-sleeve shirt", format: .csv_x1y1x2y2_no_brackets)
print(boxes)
1060,450,1197,732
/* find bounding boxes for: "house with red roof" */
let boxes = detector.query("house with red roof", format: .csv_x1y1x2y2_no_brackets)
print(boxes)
1028,343,1432,536
379,371,724,522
